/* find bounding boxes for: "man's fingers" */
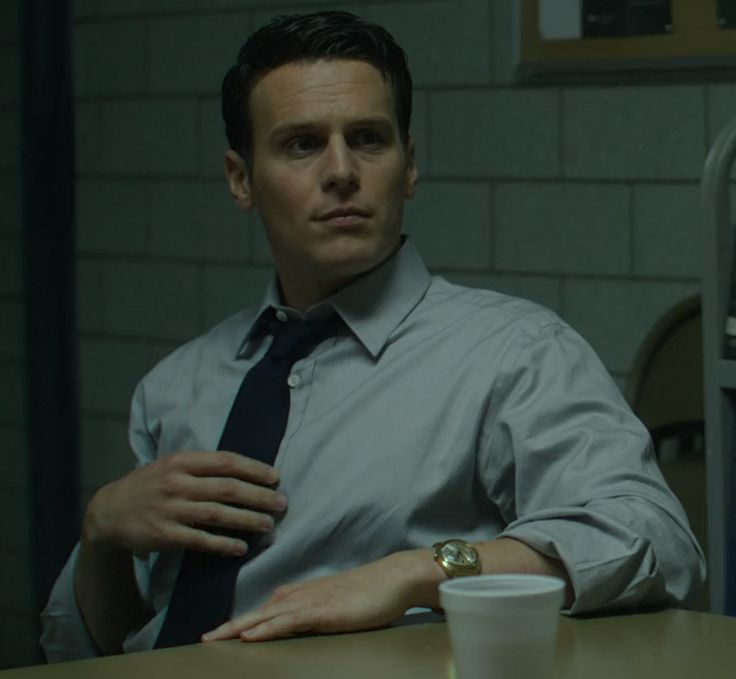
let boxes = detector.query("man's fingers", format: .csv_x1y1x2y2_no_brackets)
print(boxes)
166,450,279,486
185,477,288,513
169,524,248,557
241,610,319,641
202,607,317,643
186,501,276,534
202,611,267,641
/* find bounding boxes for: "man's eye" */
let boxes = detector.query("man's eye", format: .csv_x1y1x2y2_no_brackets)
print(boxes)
353,129,384,149
286,136,319,156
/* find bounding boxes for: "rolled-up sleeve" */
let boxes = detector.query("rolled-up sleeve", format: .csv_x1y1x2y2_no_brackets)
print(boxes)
481,322,706,613
40,545,99,662
40,382,158,662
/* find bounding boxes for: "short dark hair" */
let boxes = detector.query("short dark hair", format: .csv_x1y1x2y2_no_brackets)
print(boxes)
221,11,413,169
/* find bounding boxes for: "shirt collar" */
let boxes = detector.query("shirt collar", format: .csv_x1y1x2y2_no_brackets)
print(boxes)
330,239,430,358
237,238,431,359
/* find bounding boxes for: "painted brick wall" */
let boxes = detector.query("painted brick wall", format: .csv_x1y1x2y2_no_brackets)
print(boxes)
4,0,735,668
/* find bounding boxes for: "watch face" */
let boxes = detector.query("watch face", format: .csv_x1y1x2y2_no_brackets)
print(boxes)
444,541,477,565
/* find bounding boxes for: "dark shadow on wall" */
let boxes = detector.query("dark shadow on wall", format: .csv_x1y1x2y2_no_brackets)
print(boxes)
22,0,80,663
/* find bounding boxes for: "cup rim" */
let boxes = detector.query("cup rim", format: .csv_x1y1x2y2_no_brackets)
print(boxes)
438,573,566,598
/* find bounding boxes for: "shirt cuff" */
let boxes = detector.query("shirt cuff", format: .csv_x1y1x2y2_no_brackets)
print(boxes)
40,543,100,662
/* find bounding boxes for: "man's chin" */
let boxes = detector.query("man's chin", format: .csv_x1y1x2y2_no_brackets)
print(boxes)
312,243,396,280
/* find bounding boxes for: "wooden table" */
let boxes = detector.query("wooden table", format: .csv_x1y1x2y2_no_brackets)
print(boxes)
5,609,736,678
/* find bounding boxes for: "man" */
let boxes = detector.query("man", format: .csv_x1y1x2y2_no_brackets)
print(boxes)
42,11,704,660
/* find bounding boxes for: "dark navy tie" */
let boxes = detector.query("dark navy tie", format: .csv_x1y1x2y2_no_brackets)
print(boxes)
155,309,339,648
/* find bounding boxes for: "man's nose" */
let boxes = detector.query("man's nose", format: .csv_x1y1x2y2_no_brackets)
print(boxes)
321,138,359,193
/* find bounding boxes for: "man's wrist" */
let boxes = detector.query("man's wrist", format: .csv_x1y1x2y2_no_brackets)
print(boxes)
389,548,448,610
80,486,122,553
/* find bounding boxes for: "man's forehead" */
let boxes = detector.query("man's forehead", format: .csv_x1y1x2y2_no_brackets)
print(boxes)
250,58,388,98
248,59,396,128
253,56,388,86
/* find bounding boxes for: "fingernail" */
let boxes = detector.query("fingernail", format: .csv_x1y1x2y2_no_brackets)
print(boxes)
233,540,248,555
266,467,280,484
202,632,213,642
259,516,275,532
274,493,288,511
241,628,259,640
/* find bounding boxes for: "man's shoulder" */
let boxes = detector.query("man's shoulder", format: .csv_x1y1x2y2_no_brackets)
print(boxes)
141,307,257,386
421,276,567,337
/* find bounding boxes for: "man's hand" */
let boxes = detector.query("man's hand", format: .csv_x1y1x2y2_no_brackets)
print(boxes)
199,538,573,645
201,550,441,642
82,451,288,556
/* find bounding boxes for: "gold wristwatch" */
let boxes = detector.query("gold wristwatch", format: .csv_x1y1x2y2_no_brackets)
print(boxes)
432,539,481,578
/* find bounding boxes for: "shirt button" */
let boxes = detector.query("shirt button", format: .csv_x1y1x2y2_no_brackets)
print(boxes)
287,373,301,389
275,310,288,322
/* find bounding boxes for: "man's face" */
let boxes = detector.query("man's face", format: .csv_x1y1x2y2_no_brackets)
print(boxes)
225,59,418,309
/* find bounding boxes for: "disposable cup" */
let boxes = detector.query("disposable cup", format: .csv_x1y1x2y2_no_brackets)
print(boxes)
439,574,565,679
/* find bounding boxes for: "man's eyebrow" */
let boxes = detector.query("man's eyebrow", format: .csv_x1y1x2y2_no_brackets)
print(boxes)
270,116,395,140
270,122,316,140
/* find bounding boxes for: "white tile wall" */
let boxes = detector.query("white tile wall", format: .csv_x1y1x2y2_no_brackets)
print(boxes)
202,263,273,328
0,1,19,44
148,14,252,94
0,360,25,426
0,46,19,106
365,1,492,87
81,416,136,491
102,259,201,339
0,428,27,489
79,337,163,415
405,181,492,269
0,176,19,235
430,89,560,178
632,184,703,278
562,278,700,373
0,299,24,358
0,235,22,295
495,183,630,275
77,181,150,254
562,86,706,180
76,100,199,176
0,109,19,172
75,20,148,96
707,83,736,144
149,181,250,260
0,611,39,668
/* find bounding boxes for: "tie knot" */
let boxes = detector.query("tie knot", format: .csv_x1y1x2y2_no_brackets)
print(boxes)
265,311,340,363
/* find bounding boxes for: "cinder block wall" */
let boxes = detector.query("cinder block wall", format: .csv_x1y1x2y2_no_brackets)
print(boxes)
4,0,735,668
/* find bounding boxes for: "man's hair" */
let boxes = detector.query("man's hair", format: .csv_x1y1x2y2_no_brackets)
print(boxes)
221,11,413,168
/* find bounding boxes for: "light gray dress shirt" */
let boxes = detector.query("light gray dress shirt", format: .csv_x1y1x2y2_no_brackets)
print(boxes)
41,240,705,661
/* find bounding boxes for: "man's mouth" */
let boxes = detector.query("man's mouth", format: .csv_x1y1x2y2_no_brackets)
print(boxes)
315,207,372,226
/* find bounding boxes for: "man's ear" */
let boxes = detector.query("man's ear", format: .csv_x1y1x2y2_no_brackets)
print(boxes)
225,150,254,212
404,136,418,199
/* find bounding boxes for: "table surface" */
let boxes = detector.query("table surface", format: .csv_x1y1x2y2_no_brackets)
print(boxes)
5,609,736,678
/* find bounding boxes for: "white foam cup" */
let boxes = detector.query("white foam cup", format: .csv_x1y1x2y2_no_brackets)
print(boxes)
439,574,566,679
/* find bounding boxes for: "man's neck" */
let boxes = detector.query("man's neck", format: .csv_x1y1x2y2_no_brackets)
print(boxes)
275,242,404,312
277,273,355,313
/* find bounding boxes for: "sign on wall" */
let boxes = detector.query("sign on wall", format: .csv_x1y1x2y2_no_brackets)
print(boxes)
516,0,736,80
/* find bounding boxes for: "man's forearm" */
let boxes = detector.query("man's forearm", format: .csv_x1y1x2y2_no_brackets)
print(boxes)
74,528,147,655
202,536,575,643
404,537,574,610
